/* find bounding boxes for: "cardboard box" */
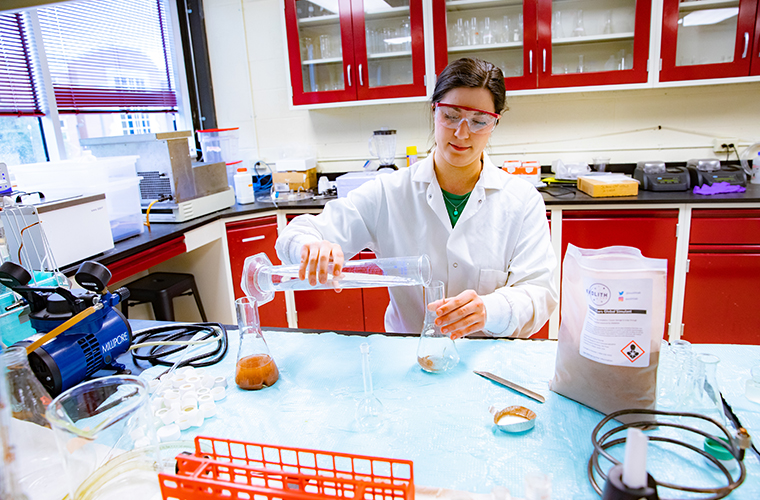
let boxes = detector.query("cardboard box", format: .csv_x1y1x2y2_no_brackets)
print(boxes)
577,174,639,197
272,167,317,191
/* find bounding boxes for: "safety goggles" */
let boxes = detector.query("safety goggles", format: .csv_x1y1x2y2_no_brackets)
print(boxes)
434,103,499,134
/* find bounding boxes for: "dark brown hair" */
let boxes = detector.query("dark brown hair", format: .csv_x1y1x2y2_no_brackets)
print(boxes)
431,58,507,114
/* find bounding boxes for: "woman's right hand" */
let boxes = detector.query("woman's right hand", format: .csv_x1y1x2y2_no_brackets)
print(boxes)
299,241,345,286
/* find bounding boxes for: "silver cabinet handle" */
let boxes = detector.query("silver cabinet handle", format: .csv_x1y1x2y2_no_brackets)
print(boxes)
742,32,749,58
347,64,352,86
359,64,363,86
242,235,266,243
529,50,533,73
543,49,546,72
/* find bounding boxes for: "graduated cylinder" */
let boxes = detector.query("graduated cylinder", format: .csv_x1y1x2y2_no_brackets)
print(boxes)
241,252,432,304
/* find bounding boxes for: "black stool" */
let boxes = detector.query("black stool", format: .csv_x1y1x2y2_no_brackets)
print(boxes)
122,272,207,322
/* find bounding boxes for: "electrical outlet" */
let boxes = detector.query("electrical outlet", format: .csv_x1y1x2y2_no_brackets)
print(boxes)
713,138,740,154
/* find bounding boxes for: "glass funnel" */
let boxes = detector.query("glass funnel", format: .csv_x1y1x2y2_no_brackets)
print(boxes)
45,375,159,499
417,280,460,373
242,252,431,305
235,297,279,390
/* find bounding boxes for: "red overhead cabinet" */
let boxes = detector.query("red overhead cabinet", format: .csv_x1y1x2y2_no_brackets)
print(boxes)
660,0,760,81
433,0,651,90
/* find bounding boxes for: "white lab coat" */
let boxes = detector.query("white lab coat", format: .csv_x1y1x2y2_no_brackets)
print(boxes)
275,152,558,337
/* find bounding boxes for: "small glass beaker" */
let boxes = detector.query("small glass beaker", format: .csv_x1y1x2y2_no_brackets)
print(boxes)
235,297,279,390
241,253,431,305
417,280,460,373
1,346,51,428
45,375,158,499
746,364,760,403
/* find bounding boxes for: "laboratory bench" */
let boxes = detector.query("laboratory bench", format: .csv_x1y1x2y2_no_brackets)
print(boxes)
94,323,760,499
60,183,760,344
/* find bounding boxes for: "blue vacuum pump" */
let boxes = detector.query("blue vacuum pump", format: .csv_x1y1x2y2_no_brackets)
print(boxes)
0,260,131,397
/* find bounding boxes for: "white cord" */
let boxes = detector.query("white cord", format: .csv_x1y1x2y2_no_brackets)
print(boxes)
128,337,218,351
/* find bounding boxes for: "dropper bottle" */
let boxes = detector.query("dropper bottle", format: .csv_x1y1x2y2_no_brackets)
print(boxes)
355,342,383,431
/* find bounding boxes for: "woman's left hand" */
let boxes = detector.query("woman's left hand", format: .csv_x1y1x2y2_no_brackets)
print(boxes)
429,289,486,340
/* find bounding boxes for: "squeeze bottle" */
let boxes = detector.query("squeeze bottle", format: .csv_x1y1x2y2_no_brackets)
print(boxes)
234,166,256,204
752,152,760,184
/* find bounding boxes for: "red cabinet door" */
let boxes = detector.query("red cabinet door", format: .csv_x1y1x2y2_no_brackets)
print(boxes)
660,0,758,81
285,0,426,105
536,0,652,88
683,249,760,344
561,210,679,329
532,212,552,339
432,0,538,91
285,0,357,105
753,6,760,75
226,217,288,328
351,0,427,101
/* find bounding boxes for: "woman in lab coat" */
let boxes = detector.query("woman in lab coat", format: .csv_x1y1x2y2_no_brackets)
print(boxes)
275,58,558,338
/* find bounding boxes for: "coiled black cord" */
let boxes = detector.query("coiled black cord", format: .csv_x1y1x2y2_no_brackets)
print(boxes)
588,408,747,499
130,322,228,372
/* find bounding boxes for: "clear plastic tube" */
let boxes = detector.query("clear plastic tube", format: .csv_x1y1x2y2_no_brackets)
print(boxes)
242,253,431,304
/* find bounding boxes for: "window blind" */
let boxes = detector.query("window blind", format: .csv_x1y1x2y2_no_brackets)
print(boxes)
38,0,177,113
0,13,42,116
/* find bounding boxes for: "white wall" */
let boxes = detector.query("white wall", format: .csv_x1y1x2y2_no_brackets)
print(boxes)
204,0,760,173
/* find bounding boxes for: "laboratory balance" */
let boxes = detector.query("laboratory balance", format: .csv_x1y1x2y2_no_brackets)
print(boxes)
687,159,747,187
633,161,690,191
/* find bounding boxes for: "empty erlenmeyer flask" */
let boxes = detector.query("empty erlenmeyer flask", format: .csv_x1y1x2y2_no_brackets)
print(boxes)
235,297,279,390
0,347,51,428
242,253,431,305
354,342,383,430
417,280,460,373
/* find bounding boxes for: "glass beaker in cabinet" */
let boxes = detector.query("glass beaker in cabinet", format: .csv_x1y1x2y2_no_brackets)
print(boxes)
235,297,279,390
417,280,459,373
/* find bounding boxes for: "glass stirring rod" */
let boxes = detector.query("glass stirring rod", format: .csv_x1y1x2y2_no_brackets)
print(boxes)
355,342,383,431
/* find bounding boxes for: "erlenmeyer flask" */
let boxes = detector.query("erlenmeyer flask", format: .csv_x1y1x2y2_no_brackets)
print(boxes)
235,297,279,390
0,347,51,428
417,280,459,373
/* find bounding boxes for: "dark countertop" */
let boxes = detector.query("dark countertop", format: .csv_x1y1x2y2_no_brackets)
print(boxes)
62,182,760,276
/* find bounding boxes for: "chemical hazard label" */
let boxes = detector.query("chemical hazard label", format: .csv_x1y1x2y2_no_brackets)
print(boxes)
621,340,645,363
579,277,652,368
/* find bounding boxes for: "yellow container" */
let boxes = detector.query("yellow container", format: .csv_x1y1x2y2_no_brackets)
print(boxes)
577,175,639,197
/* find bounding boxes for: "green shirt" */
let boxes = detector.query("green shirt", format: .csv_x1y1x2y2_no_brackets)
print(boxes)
441,189,472,227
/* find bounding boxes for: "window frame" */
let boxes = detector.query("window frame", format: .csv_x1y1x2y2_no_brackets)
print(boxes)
1,0,195,162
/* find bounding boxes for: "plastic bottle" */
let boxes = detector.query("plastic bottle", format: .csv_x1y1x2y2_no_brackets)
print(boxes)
234,166,256,204
751,152,760,184
406,146,418,167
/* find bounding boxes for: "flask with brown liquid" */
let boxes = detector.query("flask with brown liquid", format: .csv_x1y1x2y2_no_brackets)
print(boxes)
417,280,459,373
234,297,279,390
1,347,51,427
